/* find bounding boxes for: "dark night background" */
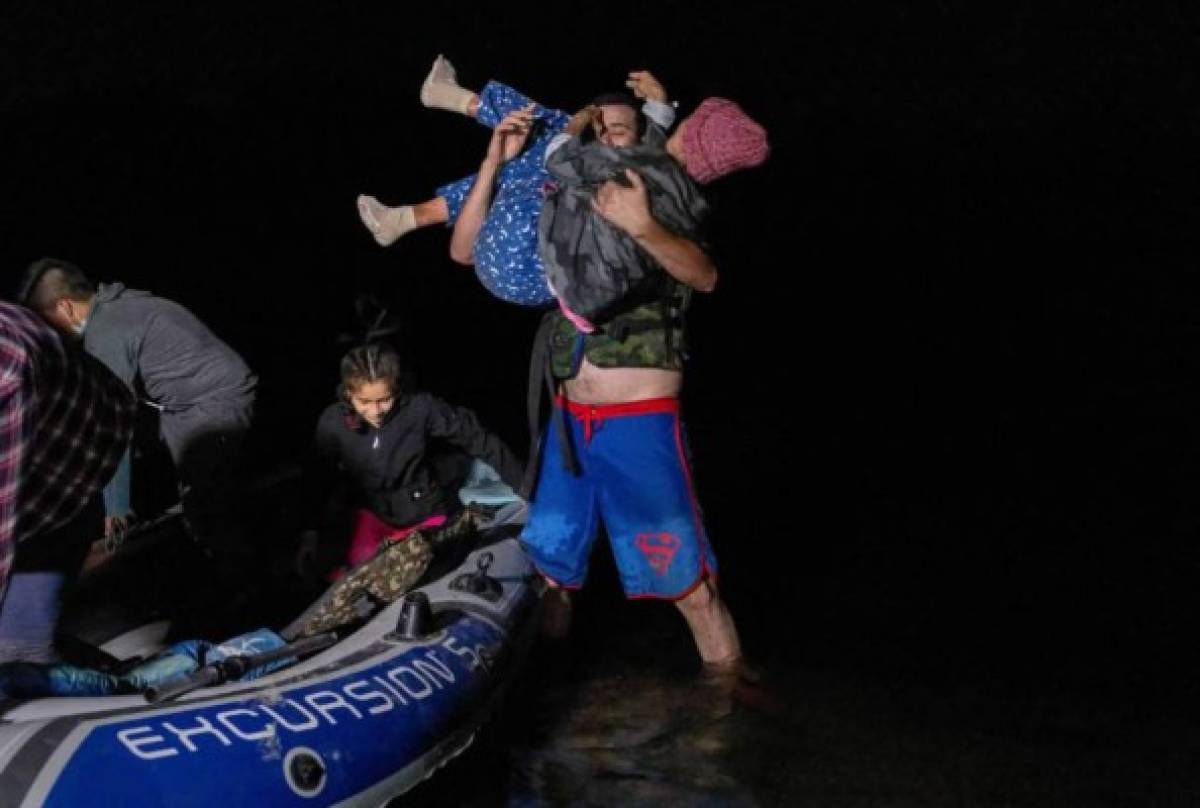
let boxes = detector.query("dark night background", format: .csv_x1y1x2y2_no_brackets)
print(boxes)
2,2,1199,803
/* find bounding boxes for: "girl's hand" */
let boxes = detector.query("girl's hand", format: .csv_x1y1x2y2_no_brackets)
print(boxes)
565,105,598,137
485,104,537,166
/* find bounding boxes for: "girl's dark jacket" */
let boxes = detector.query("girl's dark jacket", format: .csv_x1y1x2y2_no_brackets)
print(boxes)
309,392,523,529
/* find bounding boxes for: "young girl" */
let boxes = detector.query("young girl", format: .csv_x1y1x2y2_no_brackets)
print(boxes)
299,343,523,579
356,57,768,315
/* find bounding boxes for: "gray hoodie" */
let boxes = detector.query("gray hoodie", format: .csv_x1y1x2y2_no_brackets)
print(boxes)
83,282,256,413
83,283,256,517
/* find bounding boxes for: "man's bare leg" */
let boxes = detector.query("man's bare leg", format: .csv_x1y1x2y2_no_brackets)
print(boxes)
540,581,572,639
675,579,742,668
356,195,449,247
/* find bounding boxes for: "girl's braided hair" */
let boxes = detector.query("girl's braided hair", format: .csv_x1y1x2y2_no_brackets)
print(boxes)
337,295,408,430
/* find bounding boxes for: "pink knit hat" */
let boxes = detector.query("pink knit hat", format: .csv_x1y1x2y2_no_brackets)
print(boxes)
681,97,770,184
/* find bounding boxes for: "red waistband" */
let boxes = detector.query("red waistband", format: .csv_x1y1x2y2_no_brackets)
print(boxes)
555,395,680,419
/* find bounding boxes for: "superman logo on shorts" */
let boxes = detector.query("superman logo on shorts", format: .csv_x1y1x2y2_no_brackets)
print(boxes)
635,532,681,576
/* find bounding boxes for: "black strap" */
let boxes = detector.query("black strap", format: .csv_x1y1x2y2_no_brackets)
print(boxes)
521,312,553,498
521,312,581,499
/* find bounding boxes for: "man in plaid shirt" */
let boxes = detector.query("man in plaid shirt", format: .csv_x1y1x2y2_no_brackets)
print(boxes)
0,301,134,662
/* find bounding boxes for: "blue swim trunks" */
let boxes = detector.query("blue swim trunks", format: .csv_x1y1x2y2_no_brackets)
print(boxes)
521,396,719,599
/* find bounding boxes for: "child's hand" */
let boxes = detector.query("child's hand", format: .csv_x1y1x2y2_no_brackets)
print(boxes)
565,105,598,137
626,70,667,103
486,104,536,166
104,512,134,540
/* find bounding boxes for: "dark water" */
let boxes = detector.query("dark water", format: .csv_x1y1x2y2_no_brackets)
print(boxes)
394,582,1200,807
395,591,779,807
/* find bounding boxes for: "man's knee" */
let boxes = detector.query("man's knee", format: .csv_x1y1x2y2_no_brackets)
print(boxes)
675,577,720,616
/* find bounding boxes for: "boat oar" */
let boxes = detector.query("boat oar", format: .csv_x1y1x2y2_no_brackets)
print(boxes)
145,632,338,703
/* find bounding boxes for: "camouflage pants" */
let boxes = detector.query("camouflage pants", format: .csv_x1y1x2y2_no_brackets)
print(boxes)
282,507,482,640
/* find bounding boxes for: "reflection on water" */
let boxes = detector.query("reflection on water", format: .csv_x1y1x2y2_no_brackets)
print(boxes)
504,669,764,806
397,660,781,807
397,592,794,807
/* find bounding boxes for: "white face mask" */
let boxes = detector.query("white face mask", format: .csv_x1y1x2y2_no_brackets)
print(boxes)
70,317,87,336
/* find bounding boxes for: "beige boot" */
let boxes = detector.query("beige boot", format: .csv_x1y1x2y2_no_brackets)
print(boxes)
419,54,475,115
356,195,416,247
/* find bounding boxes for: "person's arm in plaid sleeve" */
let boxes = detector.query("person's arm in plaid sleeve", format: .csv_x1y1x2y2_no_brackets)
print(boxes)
0,328,31,603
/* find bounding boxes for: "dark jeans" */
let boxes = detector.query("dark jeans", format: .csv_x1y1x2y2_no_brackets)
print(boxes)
0,498,102,660
160,400,256,638
161,400,254,572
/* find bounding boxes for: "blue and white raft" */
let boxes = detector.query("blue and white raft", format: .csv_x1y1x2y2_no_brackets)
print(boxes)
0,508,541,807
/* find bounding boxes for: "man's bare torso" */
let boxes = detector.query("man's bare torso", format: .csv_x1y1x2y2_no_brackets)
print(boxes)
561,358,682,404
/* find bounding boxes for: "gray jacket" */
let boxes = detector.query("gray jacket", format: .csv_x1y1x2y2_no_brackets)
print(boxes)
538,126,710,325
83,283,256,516
84,283,256,414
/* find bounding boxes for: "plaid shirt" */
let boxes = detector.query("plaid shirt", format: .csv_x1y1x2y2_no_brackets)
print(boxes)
0,302,134,602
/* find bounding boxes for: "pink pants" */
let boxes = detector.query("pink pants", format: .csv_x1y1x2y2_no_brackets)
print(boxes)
330,509,448,580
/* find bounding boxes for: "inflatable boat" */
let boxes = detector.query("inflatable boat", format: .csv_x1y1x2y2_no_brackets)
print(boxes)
0,499,541,806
